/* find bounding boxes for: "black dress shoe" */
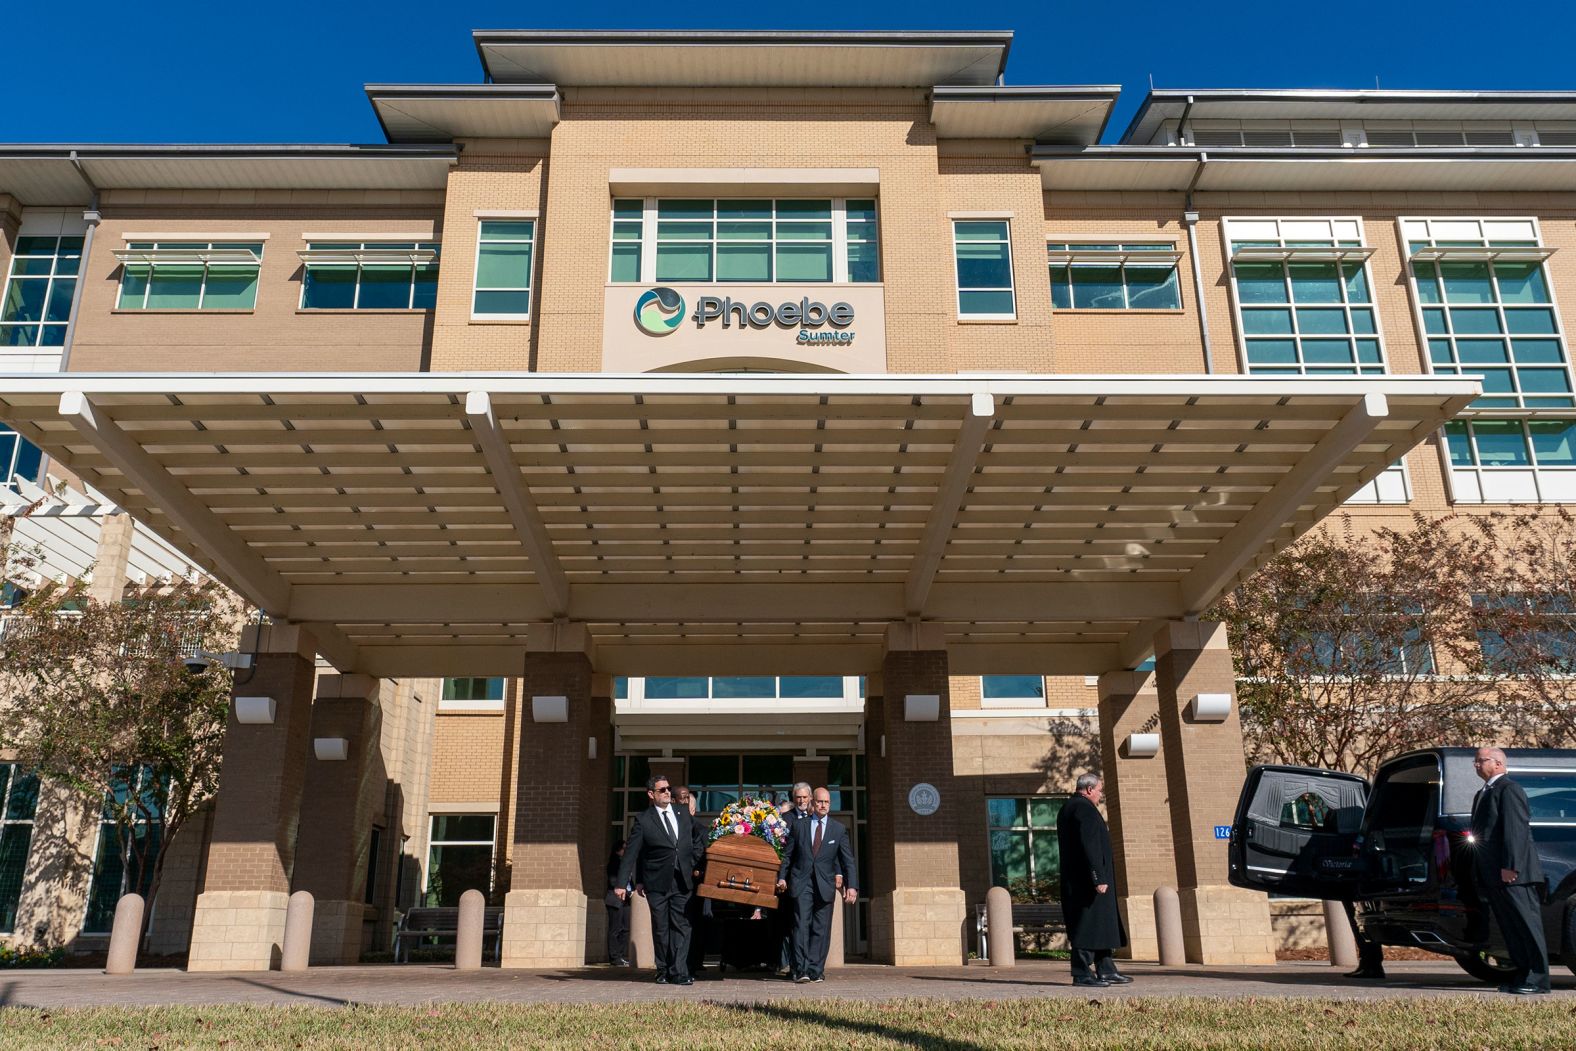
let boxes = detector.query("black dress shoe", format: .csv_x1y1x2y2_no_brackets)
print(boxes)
1072,976,1110,988
654,974,668,984
1502,984,1549,995
673,976,695,986
1344,968,1386,980
1098,972,1134,985
611,957,631,967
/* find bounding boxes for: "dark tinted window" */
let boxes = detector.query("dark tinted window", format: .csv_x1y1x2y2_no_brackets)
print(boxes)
1365,754,1440,883
1516,771,1576,823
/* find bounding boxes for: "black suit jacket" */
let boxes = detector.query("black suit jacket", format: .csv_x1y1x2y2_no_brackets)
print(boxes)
605,848,630,908
1470,776,1547,889
618,806,706,895
777,815,857,903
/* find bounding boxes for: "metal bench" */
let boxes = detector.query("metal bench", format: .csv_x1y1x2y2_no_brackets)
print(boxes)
975,901,1066,959
394,905,504,962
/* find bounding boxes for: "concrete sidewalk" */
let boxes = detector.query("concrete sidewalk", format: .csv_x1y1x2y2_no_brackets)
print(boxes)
0,960,1570,1008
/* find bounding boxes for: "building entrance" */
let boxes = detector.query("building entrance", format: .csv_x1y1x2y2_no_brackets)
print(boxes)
611,751,870,958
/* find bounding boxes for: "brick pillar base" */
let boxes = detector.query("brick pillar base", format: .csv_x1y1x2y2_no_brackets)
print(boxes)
870,888,967,966
1117,895,1158,962
188,890,290,971
501,889,588,967
1180,886,1277,964
308,899,366,966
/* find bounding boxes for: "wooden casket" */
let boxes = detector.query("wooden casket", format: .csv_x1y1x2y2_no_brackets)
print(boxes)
697,836,781,909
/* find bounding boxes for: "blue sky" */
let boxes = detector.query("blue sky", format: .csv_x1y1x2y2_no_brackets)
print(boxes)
8,0,1576,144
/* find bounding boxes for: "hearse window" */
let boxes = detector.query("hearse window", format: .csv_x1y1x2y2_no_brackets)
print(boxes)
1515,771,1576,823
1279,791,1331,830
1364,754,1440,883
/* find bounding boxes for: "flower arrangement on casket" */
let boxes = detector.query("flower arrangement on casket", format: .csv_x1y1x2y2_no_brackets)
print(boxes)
696,795,789,909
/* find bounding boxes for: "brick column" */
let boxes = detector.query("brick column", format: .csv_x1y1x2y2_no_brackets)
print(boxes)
291,674,385,965
582,678,614,962
85,514,134,604
187,624,317,972
865,625,965,965
1152,621,1275,964
1096,670,1177,961
500,648,604,967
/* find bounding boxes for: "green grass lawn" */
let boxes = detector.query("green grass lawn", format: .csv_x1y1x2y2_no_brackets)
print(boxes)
2,997,1574,1050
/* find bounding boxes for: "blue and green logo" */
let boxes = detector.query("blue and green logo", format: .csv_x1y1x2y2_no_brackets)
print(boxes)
634,287,686,337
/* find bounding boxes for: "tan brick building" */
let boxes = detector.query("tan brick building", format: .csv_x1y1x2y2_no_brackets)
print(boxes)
2,29,1565,970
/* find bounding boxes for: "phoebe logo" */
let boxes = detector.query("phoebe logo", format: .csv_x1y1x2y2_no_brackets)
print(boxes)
634,287,685,336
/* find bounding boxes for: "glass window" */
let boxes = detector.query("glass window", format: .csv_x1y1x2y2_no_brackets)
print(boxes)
1,235,82,345
1301,599,1436,677
980,675,1046,703
0,764,39,934
116,241,261,311
441,677,505,702
955,220,1015,318
1472,593,1576,674
1048,243,1181,311
1404,219,1572,411
1224,219,1385,378
83,766,164,934
1515,772,1576,823
473,220,534,317
424,813,495,907
0,424,44,491
611,198,877,284
300,242,438,310
986,795,1065,895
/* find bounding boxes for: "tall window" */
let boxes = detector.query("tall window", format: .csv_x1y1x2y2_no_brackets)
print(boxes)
1225,218,1383,376
954,220,1015,319
1302,600,1436,676
987,796,1065,894
83,766,164,934
1406,218,1571,410
1407,218,1576,503
609,198,879,284
1047,242,1181,310
1,234,81,345
0,424,43,491
0,764,40,934
472,221,534,318
1472,593,1576,674
424,814,495,906
116,241,262,310
300,241,439,310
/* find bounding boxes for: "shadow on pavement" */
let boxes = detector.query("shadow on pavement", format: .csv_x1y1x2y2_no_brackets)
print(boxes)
730,1000,993,1051
226,977,355,1006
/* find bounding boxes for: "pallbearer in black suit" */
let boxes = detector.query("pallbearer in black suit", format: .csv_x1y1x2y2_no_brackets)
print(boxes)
1056,772,1130,987
615,774,707,985
773,782,814,976
1471,747,1550,994
775,786,858,983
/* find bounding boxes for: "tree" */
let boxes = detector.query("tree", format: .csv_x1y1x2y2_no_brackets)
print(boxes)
1209,514,1491,775
0,568,245,945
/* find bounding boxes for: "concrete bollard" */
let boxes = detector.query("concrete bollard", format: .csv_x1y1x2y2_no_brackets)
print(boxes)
1154,886,1185,966
456,889,485,971
630,891,655,969
105,893,145,975
1323,900,1358,969
281,890,315,972
985,886,1015,967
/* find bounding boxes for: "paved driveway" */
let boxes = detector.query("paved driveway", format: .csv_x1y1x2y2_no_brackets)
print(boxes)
0,960,1571,1008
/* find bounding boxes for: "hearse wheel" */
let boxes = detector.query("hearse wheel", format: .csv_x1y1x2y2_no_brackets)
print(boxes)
1453,949,1520,984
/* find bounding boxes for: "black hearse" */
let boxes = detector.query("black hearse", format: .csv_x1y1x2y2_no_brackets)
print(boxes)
1228,748,1576,982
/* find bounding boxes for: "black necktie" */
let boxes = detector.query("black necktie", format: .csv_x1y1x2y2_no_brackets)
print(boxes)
663,809,677,843
812,819,823,855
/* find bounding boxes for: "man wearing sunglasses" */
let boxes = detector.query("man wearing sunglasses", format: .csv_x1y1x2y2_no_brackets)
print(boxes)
615,774,706,985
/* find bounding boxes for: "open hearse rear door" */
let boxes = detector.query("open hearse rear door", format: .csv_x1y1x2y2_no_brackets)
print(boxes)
1229,765,1370,899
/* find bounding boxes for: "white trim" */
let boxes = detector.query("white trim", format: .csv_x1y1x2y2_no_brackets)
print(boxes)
299,248,438,266
120,232,270,242
473,209,539,219
437,699,505,713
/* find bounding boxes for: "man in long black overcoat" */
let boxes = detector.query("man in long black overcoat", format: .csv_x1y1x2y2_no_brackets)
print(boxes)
1055,772,1130,987
1470,747,1550,994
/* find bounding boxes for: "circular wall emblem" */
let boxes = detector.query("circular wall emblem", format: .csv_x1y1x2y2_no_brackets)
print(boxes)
908,782,940,816
634,287,686,336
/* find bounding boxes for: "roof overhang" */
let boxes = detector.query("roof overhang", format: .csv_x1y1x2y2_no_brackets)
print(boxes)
0,373,1478,678
2,477,203,586
366,84,560,144
1032,145,1576,193
473,30,1012,88
0,145,459,207
1123,89,1576,145
929,86,1119,143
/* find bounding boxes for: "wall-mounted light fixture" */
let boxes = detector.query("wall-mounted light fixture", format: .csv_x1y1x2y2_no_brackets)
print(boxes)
532,695,569,723
904,694,940,722
313,737,349,761
587,736,598,760
1123,733,1160,758
1188,692,1232,722
234,696,276,725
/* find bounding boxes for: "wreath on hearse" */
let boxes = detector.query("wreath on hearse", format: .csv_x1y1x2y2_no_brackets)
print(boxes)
697,794,791,908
